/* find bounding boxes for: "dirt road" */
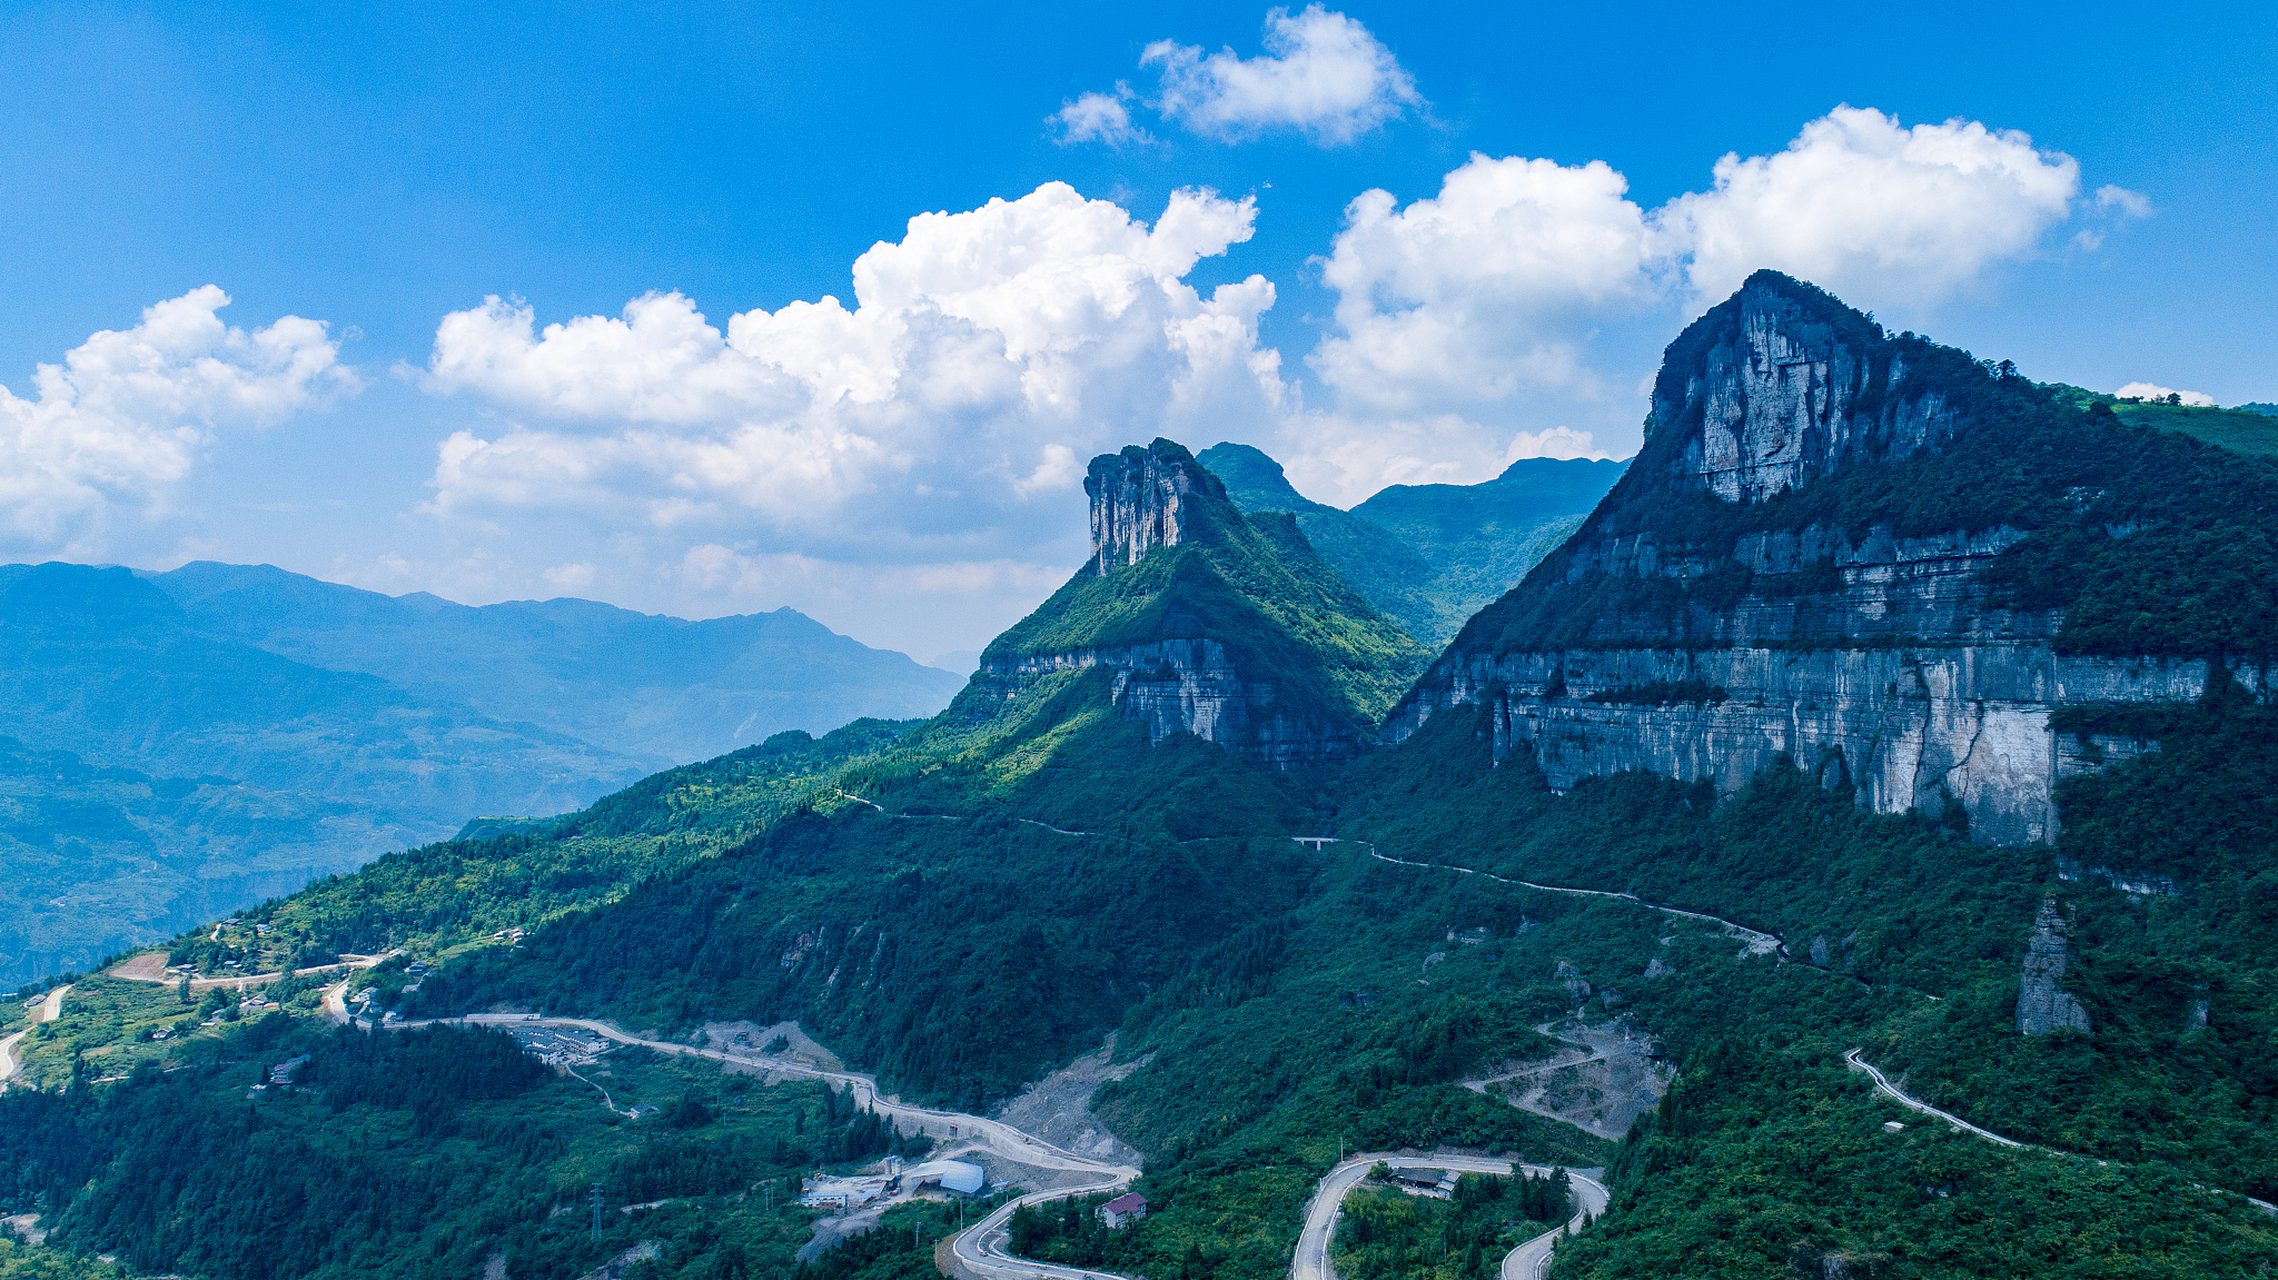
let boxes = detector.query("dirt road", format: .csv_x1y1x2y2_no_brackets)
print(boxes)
0,984,74,1091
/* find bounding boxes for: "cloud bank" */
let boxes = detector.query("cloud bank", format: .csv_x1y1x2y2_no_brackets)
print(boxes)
402,104,2123,643
2114,381,2214,407
0,287,358,555
423,181,1281,550
1268,106,2092,502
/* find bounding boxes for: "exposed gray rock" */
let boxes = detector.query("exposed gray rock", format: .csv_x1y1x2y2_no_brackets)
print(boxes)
982,639,1360,765
1643,957,1675,980
1088,443,1204,573
2016,898,2092,1035
1383,276,2241,846
1554,959,1592,1000
1809,934,1832,967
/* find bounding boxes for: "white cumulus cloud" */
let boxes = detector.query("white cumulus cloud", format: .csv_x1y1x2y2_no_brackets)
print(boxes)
2114,381,2214,406
1661,106,2080,309
420,183,1284,547
1051,89,1150,147
0,286,359,554
1276,106,2096,501
1113,5,1419,146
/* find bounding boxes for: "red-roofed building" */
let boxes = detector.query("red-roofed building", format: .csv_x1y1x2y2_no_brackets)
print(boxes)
1098,1193,1148,1228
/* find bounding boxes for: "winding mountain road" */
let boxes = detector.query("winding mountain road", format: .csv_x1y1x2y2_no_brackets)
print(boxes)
1293,1155,1607,1280
415,1015,1142,1277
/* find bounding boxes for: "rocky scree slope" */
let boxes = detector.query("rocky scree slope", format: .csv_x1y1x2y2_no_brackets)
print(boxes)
941,439,1428,767
1388,270,2278,844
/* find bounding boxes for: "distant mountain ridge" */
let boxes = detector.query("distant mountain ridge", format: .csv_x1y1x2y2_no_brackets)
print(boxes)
148,561,965,770
0,560,964,982
1195,443,1624,646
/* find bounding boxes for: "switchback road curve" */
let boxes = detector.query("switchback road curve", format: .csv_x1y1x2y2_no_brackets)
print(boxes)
1293,1154,1608,1280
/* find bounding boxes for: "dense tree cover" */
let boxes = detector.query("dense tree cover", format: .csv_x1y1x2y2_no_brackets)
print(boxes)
1554,1040,2276,1279
1869,679,2278,1198
0,1240,124,1280
1335,1173,1567,1280
204,720,914,961
8,390,2278,1279
1196,441,1617,647
0,1017,888,1280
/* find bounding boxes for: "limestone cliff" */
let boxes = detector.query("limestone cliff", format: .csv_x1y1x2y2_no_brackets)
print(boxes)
2016,897,2092,1035
1387,271,2274,844
963,440,1427,767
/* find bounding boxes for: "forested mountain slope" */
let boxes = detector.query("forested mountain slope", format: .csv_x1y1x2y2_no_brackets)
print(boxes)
0,559,961,984
1196,443,1621,647
0,563,649,983
4,291,2277,1280
940,439,1428,769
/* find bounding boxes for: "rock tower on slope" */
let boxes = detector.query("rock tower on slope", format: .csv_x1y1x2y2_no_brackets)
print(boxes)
950,439,1427,767
1387,271,2278,844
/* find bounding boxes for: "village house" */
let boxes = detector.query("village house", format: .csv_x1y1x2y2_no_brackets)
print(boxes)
1098,1192,1147,1228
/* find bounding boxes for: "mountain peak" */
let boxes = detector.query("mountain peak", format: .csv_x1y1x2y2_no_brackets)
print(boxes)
1194,441,1328,516
1643,268,1973,505
968,437,1426,766
1085,438,1230,575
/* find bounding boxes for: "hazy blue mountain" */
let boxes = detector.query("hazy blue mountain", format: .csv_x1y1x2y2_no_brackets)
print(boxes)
1195,443,1625,646
0,560,963,983
147,561,966,769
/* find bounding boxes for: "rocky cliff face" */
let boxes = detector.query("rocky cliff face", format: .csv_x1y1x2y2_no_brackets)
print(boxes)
1087,444,1204,575
2016,897,2092,1035
1387,272,2247,844
971,440,1424,767
982,639,1362,765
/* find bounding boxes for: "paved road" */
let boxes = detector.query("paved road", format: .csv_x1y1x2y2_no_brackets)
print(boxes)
446,1014,1139,1179
944,1173,1135,1280
1292,1154,1608,1280
1843,1049,2025,1148
424,1016,1142,1278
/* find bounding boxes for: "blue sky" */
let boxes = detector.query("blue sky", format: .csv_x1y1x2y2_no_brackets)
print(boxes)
1,0,2271,659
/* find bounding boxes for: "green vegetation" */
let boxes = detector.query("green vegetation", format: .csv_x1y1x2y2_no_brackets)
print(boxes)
1451,272,2278,660
1197,442,1619,647
1557,1040,2276,1279
6,379,2278,1280
982,440,1427,736
0,1016,894,1280
1335,1173,1568,1280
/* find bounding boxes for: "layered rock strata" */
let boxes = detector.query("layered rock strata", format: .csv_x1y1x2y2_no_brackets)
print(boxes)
975,440,1416,767
1387,272,2237,844
982,640,1359,765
